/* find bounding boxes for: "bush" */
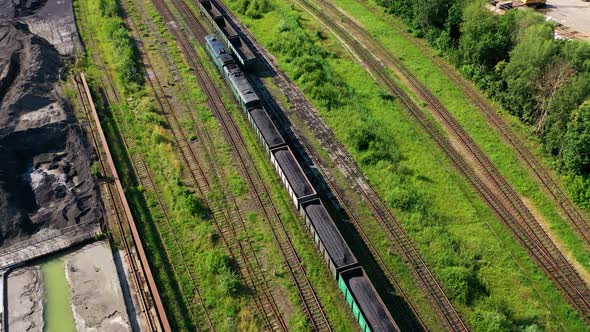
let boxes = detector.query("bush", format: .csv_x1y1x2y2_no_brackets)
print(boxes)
269,13,351,111
439,266,487,306
375,0,590,237
97,0,143,90
230,0,272,18
91,161,102,178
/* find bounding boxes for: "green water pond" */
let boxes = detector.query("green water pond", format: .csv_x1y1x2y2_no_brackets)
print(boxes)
41,257,77,332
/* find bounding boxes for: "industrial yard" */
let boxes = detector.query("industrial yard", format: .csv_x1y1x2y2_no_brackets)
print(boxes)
540,0,590,40
1,0,589,331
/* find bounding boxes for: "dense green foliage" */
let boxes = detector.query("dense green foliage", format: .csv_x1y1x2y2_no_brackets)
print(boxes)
268,12,351,111
227,0,271,18
96,0,143,90
375,0,590,208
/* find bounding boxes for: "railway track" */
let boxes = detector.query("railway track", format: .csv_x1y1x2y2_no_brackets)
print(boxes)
137,0,336,328
73,74,170,332
206,0,467,330
332,0,590,250
131,0,335,328
429,39,590,248
136,2,322,330
73,76,156,332
293,0,590,323
247,79,429,330
129,2,285,331
76,3,218,329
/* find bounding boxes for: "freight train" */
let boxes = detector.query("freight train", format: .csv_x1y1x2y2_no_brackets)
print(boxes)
198,0,257,70
205,33,399,332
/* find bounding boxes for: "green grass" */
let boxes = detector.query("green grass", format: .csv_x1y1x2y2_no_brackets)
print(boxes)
329,0,590,274
221,0,588,330
75,0,359,330
75,0,253,329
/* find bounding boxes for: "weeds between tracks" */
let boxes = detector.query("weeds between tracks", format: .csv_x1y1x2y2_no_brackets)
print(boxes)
133,2,360,325
220,0,589,329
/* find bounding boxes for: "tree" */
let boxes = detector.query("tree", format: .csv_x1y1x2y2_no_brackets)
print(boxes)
532,60,576,132
459,1,513,72
544,72,590,154
502,22,557,121
561,101,590,175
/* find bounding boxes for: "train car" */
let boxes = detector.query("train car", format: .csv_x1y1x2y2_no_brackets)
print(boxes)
199,0,223,28
247,108,286,154
205,34,398,332
199,0,257,70
227,35,257,70
223,63,260,109
339,266,400,332
270,146,317,208
301,199,358,277
205,34,234,70
207,34,258,109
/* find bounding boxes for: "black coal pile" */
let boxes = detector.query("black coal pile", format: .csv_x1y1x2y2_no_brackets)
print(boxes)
0,0,47,19
0,1,100,248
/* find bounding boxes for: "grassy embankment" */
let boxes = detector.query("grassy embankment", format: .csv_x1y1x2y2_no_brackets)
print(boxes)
222,0,588,330
331,0,590,281
74,0,259,329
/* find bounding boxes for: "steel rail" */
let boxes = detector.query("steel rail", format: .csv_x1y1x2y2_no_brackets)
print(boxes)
72,76,160,332
77,4,216,328
141,0,294,329
80,73,172,332
298,0,590,323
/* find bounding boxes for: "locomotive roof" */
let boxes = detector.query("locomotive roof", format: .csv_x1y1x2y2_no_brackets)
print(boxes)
227,66,259,105
206,35,234,65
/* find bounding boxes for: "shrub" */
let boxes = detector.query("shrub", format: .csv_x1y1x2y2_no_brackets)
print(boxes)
91,161,102,178
374,0,590,208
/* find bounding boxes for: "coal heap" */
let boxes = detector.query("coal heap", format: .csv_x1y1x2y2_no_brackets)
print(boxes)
0,0,100,248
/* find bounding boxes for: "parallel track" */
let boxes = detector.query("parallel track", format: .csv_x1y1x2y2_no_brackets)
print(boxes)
136,0,333,328
423,34,590,248
208,0,454,329
77,4,218,329
140,0,304,329
295,0,590,323
73,77,159,332
328,0,590,248
74,74,170,332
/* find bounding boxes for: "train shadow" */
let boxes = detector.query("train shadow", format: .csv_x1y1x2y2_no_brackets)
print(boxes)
246,49,425,332
211,3,427,329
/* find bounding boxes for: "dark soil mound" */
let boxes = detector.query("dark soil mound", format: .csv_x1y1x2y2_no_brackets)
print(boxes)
0,7,100,248
0,0,47,19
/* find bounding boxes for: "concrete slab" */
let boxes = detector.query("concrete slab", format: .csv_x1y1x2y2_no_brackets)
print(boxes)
7,266,45,332
540,0,590,40
65,241,132,332
0,223,100,269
